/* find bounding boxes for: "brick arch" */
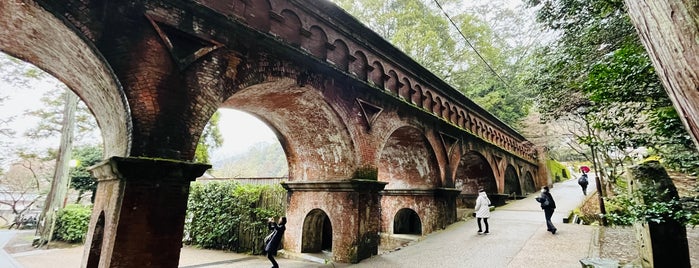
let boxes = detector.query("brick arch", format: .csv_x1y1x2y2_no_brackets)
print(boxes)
328,39,349,70
504,164,521,196
0,1,129,158
422,89,433,112
411,84,423,106
432,95,442,115
302,25,328,59
454,150,497,195
400,77,412,100
369,61,385,88
223,77,356,182
522,170,536,194
386,70,399,95
393,208,422,235
350,50,368,80
301,208,333,253
271,9,302,46
378,126,440,189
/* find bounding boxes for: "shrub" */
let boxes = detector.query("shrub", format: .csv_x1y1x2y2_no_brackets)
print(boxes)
53,204,92,243
184,181,285,253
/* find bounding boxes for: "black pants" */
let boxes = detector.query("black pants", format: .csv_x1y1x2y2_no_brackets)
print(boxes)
544,208,556,232
477,217,489,232
267,251,279,268
580,183,588,195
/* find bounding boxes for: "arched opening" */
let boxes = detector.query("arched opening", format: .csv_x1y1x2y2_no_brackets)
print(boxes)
523,171,536,194
378,126,439,189
302,209,333,253
0,52,107,243
222,77,355,182
504,165,522,196
454,151,497,194
86,212,105,268
393,208,422,235
206,108,288,179
454,151,497,208
0,4,129,158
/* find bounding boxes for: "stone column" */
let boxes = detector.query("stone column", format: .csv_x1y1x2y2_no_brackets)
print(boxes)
629,161,690,268
82,157,210,268
282,180,386,263
436,188,461,227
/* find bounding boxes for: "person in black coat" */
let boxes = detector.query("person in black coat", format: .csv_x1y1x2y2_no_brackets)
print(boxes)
578,172,589,195
264,216,286,268
535,186,557,234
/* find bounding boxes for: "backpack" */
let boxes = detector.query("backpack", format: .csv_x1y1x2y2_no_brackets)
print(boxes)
578,174,588,184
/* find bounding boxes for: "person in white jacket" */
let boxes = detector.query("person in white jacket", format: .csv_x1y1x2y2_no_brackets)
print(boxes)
474,188,491,234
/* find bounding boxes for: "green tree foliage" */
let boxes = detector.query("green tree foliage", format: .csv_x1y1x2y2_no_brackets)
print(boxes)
184,181,285,252
69,146,102,203
523,0,699,175
24,89,99,144
330,0,536,127
194,111,223,163
53,204,91,243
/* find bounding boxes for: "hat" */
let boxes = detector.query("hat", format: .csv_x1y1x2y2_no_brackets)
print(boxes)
543,186,550,191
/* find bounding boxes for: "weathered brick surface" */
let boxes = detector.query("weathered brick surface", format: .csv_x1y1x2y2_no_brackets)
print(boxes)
87,157,209,267
2,0,546,265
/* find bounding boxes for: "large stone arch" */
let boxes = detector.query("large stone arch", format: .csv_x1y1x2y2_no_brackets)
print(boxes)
522,171,536,194
504,164,521,196
454,151,497,195
0,0,130,158
222,77,356,182
378,126,440,189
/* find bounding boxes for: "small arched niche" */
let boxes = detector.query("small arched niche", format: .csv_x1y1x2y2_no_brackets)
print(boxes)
393,208,422,235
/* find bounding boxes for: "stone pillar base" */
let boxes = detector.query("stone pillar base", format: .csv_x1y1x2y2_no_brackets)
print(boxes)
84,157,210,268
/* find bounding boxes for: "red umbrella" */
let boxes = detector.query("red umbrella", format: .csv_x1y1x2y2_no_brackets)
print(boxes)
580,166,590,173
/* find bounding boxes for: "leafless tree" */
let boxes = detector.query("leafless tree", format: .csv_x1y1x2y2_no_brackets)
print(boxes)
0,157,52,229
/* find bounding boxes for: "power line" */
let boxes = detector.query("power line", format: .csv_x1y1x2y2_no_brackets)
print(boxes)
432,0,510,89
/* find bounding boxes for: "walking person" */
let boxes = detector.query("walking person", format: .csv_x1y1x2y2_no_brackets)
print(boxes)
535,186,557,234
577,172,589,195
264,216,287,268
474,188,491,234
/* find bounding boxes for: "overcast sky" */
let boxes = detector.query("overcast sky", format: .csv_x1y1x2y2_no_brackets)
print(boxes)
0,59,278,165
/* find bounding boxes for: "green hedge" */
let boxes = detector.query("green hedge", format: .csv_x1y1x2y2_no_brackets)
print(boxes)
184,181,286,252
53,204,92,243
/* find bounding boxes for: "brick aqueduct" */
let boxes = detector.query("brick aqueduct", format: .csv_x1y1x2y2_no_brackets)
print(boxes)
1,0,546,266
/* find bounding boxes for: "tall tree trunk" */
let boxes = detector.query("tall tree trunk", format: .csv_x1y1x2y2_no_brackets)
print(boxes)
624,0,699,150
36,90,77,246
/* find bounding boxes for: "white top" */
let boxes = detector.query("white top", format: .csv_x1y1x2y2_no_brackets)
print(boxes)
474,191,491,218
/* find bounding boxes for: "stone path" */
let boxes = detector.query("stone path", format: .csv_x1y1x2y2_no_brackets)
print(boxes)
7,178,598,267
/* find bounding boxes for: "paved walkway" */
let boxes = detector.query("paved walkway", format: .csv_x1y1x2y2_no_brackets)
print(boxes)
5,178,597,268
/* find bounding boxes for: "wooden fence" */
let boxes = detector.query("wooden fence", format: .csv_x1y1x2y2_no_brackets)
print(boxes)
237,188,287,254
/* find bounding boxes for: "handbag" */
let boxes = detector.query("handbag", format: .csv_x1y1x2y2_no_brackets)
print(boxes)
264,231,275,245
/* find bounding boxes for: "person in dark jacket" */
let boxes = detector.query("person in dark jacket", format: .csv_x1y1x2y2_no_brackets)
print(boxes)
577,172,589,195
535,186,557,234
265,216,286,268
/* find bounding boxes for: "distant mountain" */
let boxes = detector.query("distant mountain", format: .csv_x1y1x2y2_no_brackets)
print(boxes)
211,142,288,178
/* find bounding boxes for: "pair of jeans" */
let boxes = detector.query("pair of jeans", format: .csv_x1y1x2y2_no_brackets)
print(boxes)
544,208,556,231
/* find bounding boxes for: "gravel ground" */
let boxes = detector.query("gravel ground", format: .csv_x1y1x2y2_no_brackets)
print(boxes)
598,227,640,266
597,221,699,267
